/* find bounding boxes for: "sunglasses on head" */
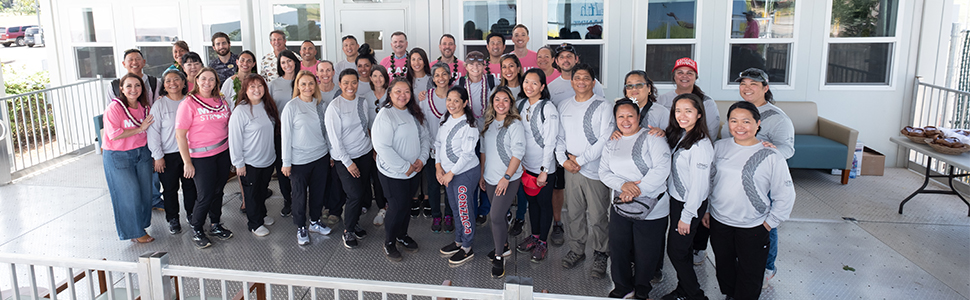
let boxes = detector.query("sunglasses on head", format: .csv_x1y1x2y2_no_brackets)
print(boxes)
740,69,765,79
557,44,574,53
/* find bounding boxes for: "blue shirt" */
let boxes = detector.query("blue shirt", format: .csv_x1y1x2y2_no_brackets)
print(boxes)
209,52,239,82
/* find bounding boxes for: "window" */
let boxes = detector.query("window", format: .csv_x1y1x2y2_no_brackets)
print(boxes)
273,4,323,62
69,7,114,79
206,46,245,67
726,0,795,85
825,0,898,85
139,46,173,78
133,6,180,78
463,0,517,41
645,0,697,83
547,0,605,80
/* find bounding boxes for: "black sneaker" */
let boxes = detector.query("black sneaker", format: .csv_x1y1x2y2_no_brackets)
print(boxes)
448,248,474,265
343,231,359,248
590,251,609,279
660,289,688,300
396,235,419,252
192,230,211,249
384,242,402,262
562,251,586,269
353,224,367,239
410,199,421,218
168,219,182,235
488,244,511,261
440,242,461,255
443,215,455,232
264,189,274,200
491,255,505,278
431,217,442,233
280,206,292,217
651,269,664,284
209,223,233,240
421,199,432,217
550,223,565,246
476,215,487,226
508,219,524,236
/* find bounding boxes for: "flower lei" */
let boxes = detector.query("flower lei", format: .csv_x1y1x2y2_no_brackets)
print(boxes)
389,54,408,78
427,87,444,118
111,98,147,127
464,74,487,119
190,94,226,113
231,77,242,101
437,56,460,79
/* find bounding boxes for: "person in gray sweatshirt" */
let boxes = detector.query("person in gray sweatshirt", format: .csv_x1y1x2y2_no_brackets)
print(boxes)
228,73,280,237
280,71,333,246
372,78,431,262
704,101,795,300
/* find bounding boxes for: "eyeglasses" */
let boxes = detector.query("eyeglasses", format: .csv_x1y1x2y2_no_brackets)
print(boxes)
624,83,647,90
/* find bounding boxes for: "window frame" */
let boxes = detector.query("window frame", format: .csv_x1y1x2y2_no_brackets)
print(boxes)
542,0,609,85
458,0,520,62
65,4,117,80
819,0,902,90
722,0,802,90
130,4,183,78
266,0,327,61
636,0,703,87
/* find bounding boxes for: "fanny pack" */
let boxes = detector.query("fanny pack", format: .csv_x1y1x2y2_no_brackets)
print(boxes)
613,191,664,220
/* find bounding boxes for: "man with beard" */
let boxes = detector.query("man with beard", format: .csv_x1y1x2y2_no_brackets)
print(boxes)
209,32,238,81
546,43,604,107
431,34,465,79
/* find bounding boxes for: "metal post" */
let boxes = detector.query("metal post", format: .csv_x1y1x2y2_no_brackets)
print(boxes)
146,252,173,300
503,276,533,300
0,68,12,185
946,23,962,88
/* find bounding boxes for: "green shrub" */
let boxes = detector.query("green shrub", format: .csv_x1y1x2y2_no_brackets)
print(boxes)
3,64,53,152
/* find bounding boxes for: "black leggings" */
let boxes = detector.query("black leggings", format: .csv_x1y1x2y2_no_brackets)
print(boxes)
334,154,375,230
189,150,230,231
378,173,416,243
159,152,196,222
525,171,555,241
240,164,273,231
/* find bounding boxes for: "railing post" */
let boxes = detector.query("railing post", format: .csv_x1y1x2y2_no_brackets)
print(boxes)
0,68,12,185
140,252,173,300
503,276,533,300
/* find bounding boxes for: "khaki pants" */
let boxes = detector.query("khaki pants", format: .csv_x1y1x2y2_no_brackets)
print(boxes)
563,171,611,254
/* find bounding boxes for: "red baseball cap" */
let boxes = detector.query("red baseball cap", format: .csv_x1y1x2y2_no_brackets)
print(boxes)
521,172,541,196
672,57,698,74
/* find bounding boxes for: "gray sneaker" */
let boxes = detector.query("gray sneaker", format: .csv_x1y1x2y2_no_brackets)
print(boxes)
309,221,332,235
562,250,586,269
550,223,565,246
590,251,609,279
297,227,310,246
693,249,706,265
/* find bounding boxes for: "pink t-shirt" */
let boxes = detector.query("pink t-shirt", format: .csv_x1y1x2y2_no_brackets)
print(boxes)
486,62,501,76
175,95,231,158
380,55,408,77
545,69,561,84
431,59,466,80
517,50,539,71
300,60,320,75
102,100,148,151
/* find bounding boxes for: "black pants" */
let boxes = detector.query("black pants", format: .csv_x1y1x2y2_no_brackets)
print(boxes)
273,159,293,212
709,217,770,300
159,152,197,222
363,151,386,210
290,155,330,227
190,150,230,231
667,198,709,299
525,171,555,241
423,158,451,217
608,208,667,298
240,164,273,231
325,162,345,217
693,201,712,251
378,172,416,243
335,153,375,230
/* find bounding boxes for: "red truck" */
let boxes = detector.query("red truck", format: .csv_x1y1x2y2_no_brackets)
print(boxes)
2,25,37,47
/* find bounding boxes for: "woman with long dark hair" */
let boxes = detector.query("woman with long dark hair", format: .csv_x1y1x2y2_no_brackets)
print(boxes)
420,62,456,233
220,50,258,110
599,98,671,299
365,65,390,226
149,69,196,235
405,47,433,218
498,53,524,98
103,73,155,243
479,86,525,278
326,69,374,248
436,87,480,266
175,67,233,249
269,49,300,217
704,101,795,300
181,52,204,92
372,78,430,261
228,73,280,237
661,93,714,300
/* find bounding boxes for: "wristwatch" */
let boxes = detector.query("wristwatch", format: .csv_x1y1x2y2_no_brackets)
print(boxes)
540,166,548,173
503,174,512,180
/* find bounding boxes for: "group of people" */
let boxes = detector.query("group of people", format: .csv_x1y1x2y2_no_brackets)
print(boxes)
101,25,796,300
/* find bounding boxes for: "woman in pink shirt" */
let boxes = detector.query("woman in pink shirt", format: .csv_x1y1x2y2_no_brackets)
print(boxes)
102,73,156,243
176,67,233,249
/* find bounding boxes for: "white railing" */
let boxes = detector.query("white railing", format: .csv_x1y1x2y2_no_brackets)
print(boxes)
0,76,108,179
909,76,969,184
0,252,603,300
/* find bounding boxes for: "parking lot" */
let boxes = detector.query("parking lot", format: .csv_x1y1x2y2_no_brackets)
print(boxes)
0,42,48,77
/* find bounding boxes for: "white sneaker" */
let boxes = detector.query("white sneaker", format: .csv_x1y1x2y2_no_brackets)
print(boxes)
373,208,387,226
361,207,368,215
297,227,310,245
309,221,332,235
692,250,706,265
763,268,776,288
263,216,275,226
251,225,270,237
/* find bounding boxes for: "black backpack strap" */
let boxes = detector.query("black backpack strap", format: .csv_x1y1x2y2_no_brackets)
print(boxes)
457,76,466,88
640,100,653,124
516,99,526,113
538,99,547,123
110,79,120,98
147,75,158,97
486,74,496,91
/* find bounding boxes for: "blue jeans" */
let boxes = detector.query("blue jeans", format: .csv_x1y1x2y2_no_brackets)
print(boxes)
152,172,163,208
103,146,154,240
766,227,778,271
514,186,528,219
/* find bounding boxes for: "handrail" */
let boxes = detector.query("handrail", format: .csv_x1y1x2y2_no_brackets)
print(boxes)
0,252,139,272
0,77,106,102
917,79,970,95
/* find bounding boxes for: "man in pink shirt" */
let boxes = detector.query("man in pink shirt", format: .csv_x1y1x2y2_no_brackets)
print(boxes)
431,34,466,80
299,40,320,75
485,32,506,76
511,24,538,70
380,31,409,78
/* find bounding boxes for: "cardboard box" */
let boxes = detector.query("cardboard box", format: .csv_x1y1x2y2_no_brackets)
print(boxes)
861,146,885,176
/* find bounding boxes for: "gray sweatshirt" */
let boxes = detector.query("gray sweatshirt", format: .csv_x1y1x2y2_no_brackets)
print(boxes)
434,115,480,175
325,94,373,167
668,136,715,222
556,94,614,180
709,138,796,229
420,89,449,151
372,106,431,179
719,102,795,159
280,97,329,167
517,98,559,174
481,118,527,184
641,101,669,131
269,78,294,115
658,91,720,136
147,95,183,160
599,128,672,221
228,102,277,169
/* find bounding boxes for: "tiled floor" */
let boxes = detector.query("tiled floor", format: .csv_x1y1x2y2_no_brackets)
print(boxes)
0,152,967,299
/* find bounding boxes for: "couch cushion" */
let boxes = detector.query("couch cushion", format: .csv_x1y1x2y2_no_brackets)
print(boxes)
787,135,848,170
